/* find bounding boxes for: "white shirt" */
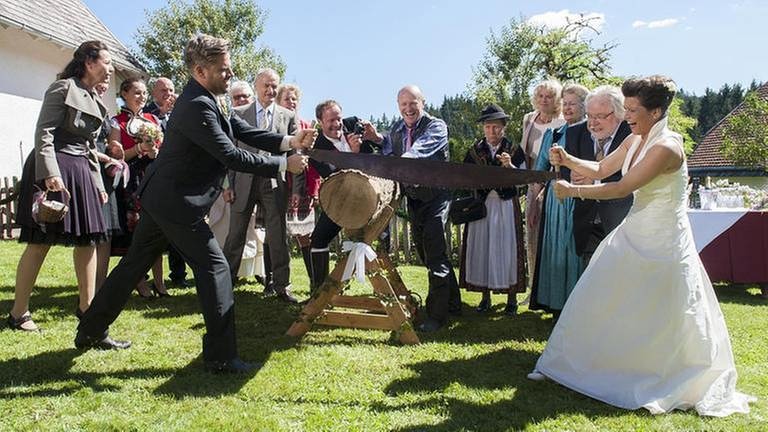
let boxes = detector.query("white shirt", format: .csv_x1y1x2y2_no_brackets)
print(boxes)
256,102,274,129
325,134,352,153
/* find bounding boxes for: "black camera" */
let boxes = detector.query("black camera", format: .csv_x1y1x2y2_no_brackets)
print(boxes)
353,121,365,136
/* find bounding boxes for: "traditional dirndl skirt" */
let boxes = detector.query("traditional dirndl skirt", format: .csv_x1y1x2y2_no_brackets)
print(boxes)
16,151,107,246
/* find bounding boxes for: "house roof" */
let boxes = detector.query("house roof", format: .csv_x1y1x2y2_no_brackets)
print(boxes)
0,0,144,74
688,82,768,170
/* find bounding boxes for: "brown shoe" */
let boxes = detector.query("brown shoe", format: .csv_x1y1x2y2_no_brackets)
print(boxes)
7,312,39,332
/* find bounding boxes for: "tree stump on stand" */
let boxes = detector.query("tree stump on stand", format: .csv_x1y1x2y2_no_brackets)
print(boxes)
286,170,420,344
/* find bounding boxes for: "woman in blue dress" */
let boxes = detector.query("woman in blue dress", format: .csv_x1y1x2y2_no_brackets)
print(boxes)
529,84,589,316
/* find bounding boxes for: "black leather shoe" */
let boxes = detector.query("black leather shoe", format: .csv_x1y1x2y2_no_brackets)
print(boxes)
262,284,277,297
74,332,132,350
204,358,260,374
476,296,491,313
503,302,518,316
416,318,443,333
275,288,298,304
169,279,193,289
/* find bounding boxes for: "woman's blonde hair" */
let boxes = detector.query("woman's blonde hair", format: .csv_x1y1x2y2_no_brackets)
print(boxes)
530,78,563,116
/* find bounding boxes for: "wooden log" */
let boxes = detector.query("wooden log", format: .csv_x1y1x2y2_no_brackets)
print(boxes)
319,170,397,229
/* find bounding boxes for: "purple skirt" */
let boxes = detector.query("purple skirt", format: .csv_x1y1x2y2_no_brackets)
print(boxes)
17,152,107,246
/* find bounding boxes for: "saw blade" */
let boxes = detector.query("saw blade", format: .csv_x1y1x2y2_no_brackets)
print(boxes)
308,149,554,189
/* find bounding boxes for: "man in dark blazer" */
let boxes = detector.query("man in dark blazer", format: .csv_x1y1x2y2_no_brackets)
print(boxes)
308,100,380,293
76,34,314,374
565,86,633,267
223,68,297,302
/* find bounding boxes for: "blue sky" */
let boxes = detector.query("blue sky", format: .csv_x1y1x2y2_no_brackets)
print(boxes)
84,0,767,121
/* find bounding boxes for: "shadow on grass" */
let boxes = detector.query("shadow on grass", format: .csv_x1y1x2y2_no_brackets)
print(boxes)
0,284,306,399
714,283,768,306
377,347,626,431
0,348,177,399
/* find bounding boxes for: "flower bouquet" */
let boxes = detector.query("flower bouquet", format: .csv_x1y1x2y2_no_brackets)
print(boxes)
135,121,163,153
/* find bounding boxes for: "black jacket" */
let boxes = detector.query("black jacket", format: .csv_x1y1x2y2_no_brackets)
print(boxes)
138,78,285,225
566,120,633,253
310,116,379,179
463,137,525,200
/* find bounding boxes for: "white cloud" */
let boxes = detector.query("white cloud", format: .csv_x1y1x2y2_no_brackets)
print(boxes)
632,17,680,29
527,9,605,32
648,18,679,28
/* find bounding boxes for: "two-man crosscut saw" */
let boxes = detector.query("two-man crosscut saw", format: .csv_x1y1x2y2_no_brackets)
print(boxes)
308,149,555,189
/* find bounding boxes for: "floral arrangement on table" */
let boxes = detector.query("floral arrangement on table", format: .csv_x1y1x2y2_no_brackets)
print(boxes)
697,179,768,210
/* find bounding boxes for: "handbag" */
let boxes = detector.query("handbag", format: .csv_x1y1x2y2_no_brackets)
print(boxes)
449,195,486,225
32,186,71,224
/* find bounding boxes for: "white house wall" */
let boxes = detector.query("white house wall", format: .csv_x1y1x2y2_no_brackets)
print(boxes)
0,26,122,179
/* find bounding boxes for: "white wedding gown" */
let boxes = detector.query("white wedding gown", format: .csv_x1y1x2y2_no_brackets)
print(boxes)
535,119,754,416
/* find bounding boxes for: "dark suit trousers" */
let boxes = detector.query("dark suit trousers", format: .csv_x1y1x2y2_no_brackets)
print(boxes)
581,196,633,267
406,194,461,323
167,244,187,282
310,211,342,250
79,209,238,362
224,177,289,289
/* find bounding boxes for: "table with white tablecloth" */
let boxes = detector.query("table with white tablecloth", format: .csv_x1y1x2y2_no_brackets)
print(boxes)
688,209,768,285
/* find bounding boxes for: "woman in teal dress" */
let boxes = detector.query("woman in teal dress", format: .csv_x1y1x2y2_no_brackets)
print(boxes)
530,84,589,315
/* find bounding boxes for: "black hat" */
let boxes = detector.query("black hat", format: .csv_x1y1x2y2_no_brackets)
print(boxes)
477,104,509,122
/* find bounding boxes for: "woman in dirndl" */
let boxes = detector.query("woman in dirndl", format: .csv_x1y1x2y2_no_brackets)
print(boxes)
459,104,527,315
108,77,168,297
8,41,113,331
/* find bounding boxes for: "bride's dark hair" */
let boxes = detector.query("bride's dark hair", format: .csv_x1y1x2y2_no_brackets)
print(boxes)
621,75,676,117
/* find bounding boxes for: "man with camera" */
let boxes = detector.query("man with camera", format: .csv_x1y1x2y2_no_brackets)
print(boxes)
307,100,380,294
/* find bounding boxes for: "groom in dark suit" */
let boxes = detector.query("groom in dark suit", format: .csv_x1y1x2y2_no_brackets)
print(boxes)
565,86,633,267
76,34,314,373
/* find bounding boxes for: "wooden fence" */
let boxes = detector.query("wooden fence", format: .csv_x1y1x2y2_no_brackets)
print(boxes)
0,176,19,239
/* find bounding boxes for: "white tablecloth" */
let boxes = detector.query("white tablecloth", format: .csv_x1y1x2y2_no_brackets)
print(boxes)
687,209,748,253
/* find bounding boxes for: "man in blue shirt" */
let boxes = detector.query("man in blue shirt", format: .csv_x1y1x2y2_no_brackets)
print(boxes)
367,85,461,332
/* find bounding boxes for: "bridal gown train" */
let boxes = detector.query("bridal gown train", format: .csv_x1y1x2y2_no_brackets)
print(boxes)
534,119,754,416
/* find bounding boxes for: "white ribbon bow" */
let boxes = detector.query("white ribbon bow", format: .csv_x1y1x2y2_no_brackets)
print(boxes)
341,241,377,283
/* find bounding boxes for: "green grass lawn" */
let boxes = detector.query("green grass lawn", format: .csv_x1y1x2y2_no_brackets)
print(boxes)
0,241,765,431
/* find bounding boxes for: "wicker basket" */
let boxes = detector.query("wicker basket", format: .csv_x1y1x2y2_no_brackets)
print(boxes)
35,188,71,223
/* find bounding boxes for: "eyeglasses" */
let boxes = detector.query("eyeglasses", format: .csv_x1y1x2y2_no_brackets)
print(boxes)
587,111,614,121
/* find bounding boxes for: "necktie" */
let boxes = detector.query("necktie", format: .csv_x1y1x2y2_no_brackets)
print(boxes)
259,108,269,130
595,136,611,161
404,127,413,152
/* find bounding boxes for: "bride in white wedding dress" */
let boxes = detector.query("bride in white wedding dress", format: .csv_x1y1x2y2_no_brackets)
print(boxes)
529,75,754,417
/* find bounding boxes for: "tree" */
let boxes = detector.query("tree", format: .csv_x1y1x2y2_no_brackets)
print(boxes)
666,97,698,155
472,15,616,142
134,0,284,86
720,91,768,168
